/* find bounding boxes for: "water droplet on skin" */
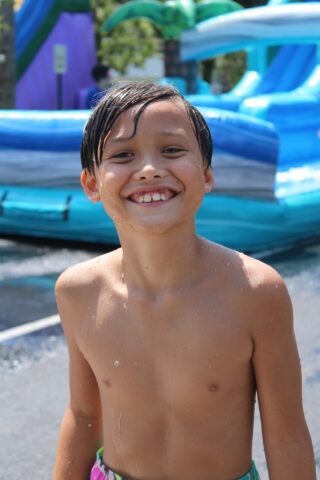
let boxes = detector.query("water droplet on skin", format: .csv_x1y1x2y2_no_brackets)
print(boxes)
118,412,123,433
275,284,279,289
133,361,138,367
114,360,120,367
88,423,92,428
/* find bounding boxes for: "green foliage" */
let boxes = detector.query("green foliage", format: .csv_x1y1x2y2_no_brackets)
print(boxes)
214,51,246,91
91,0,160,75
0,0,15,108
90,0,266,81
0,0,11,34
200,0,268,89
200,53,246,91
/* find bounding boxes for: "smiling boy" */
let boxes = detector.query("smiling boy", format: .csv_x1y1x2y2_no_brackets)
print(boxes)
54,82,316,480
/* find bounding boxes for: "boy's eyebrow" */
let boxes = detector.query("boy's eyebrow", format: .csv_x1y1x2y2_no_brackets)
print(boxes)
158,130,187,138
108,135,133,145
108,130,187,145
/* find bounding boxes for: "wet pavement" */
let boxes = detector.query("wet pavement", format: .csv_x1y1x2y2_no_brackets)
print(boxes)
0,238,320,479
0,238,103,330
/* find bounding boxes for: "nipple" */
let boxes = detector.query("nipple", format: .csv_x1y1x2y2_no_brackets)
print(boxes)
208,383,219,393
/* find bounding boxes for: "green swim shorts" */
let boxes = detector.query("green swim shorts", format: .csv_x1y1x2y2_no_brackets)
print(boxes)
90,448,261,480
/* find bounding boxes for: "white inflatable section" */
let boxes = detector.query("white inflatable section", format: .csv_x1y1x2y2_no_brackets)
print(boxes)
181,3,320,61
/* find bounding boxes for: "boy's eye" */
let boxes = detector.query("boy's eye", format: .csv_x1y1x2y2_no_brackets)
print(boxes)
163,147,184,155
112,151,134,161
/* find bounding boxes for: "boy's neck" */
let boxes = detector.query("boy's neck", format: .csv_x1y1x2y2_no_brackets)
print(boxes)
118,224,207,294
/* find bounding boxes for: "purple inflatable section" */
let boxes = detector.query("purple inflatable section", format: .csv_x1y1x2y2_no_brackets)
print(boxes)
16,12,96,110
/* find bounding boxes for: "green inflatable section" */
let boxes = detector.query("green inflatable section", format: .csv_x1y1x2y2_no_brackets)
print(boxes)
103,0,242,40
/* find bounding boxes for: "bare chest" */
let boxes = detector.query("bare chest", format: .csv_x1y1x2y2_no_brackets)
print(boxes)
78,290,254,413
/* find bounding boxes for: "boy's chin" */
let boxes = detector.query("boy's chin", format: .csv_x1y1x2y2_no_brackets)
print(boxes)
119,218,185,236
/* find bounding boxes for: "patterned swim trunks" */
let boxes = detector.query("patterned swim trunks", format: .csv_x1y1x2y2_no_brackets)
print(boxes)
90,448,261,480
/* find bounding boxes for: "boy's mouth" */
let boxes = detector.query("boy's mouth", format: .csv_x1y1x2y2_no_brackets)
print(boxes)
127,188,178,204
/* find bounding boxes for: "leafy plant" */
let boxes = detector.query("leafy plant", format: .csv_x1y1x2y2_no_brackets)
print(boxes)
0,0,15,108
91,0,160,75
101,0,243,92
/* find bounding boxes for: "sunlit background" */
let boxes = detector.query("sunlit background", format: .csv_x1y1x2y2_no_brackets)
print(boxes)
1,0,320,478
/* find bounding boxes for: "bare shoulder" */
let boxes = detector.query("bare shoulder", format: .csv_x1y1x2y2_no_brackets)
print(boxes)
55,258,93,293
237,251,293,335
55,248,121,295
203,241,292,330
239,251,285,289
239,251,290,300
55,248,122,330
203,241,284,291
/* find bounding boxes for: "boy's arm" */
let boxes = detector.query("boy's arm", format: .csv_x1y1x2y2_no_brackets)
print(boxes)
54,271,102,480
251,269,316,479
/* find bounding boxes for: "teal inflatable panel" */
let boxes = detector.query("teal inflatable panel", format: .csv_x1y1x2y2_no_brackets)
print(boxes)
1,185,320,253
0,186,118,245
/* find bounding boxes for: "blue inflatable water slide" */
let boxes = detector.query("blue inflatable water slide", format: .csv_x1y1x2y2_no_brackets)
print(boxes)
0,2,320,253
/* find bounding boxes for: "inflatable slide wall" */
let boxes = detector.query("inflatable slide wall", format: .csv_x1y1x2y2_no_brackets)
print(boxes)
15,0,96,109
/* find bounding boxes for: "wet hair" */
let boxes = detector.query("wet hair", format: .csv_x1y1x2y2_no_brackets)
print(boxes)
81,81,213,175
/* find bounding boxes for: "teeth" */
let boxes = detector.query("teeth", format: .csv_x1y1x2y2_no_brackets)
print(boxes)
143,194,152,203
133,191,174,203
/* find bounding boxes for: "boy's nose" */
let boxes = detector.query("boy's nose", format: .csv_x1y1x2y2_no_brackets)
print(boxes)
134,159,165,181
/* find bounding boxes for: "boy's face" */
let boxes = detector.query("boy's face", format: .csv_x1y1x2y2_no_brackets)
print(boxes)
81,99,213,235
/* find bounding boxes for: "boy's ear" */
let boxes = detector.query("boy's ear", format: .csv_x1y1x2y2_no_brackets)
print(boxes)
80,169,101,203
204,166,214,193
